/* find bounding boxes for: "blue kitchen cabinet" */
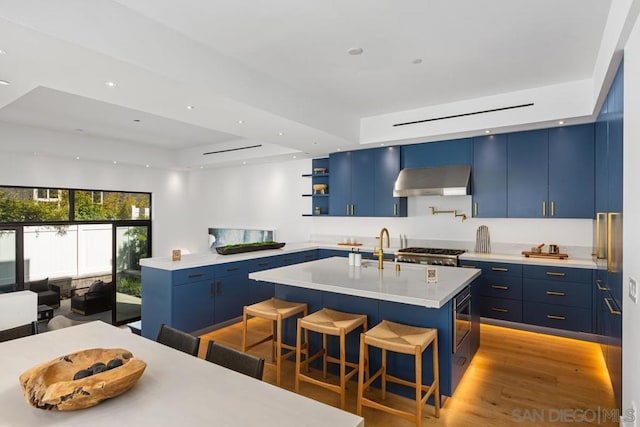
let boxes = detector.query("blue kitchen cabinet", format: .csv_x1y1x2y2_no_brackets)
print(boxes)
548,124,595,218
213,262,248,324
329,150,374,216
608,65,624,214
173,278,214,333
471,134,507,217
401,138,472,169
374,146,407,217
595,118,609,215
507,129,549,218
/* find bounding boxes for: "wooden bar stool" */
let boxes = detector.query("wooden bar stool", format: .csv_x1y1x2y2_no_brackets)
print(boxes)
295,308,367,409
242,297,308,386
357,320,440,427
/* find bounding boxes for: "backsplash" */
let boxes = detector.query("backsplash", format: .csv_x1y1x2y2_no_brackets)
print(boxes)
208,228,275,251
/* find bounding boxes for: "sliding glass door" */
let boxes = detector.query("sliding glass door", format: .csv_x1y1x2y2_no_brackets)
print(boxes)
0,227,19,292
113,224,150,325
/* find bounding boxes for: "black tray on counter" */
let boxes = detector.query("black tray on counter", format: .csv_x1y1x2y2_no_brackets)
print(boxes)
215,242,286,255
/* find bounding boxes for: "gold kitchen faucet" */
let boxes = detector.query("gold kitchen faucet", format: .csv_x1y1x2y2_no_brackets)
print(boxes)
373,227,390,269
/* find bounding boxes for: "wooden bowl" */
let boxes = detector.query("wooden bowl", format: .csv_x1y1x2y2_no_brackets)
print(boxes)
19,348,146,411
312,184,328,194
313,167,327,174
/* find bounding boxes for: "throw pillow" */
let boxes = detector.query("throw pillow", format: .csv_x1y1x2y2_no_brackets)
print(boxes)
88,280,104,293
28,278,49,292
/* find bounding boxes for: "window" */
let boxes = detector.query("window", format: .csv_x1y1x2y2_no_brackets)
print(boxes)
74,191,150,221
0,187,69,223
33,188,61,202
91,191,104,205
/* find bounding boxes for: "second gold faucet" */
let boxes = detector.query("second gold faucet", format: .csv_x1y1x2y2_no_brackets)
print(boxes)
373,227,390,269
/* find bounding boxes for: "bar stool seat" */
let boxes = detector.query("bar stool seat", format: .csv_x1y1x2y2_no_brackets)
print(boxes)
357,320,440,427
295,308,367,409
242,297,308,386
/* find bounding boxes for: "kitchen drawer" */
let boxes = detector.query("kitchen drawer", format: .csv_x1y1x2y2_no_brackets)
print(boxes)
172,266,214,286
298,250,319,263
523,278,591,309
478,274,522,299
478,296,522,322
460,261,522,277
214,261,248,278
247,256,281,272
523,301,592,333
522,265,592,283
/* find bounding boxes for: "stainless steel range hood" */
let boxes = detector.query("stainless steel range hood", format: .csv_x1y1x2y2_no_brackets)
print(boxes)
393,164,471,196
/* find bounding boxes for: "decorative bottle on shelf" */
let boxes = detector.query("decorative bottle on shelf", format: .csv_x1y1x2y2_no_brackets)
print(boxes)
314,206,321,215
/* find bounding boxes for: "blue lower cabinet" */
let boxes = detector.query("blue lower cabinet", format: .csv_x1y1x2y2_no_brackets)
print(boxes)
478,296,522,322
318,249,348,259
523,301,592,333
522,279,591,309
478,274,522,299
213,263,249,324
522,264,592,283
172,280,215,333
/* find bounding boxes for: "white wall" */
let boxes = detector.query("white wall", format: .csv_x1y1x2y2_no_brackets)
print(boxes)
623,15,640,426
0,124,191,258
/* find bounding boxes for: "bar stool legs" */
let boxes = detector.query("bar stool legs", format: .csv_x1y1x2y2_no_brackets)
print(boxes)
295,308,367,409
357,320,440,427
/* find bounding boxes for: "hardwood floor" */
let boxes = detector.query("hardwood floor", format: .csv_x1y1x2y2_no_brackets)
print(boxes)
200,320,616,426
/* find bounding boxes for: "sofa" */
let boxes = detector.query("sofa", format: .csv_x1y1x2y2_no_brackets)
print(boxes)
27,278,61,308
70,280,113,315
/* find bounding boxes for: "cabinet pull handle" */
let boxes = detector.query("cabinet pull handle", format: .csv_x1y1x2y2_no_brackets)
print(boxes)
491,307,509,313
595,212,606,259
604,298,621,315
460,265,476,269
217,282,221,296
546,314,566,320
258,262,269,266
607,213,620,273
210,282,216,296
283,258,294,262
542,201,547,217
551,201,555,217
351,204,355,216
545,271,565,277
474,202,478,217
346,204,350,215
546,291,566,296
188,273,204,278
491,267,508,272
226,266,239,272
393,203,397,216
596,280,610,291
491,285,509,290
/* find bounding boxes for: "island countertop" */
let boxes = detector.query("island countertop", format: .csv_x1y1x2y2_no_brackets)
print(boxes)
249,257,480,308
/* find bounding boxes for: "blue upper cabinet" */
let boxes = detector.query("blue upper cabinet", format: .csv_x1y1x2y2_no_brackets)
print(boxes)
507,129,549,218
328,150,375,216
374,146,407,217
548,124,595,218
472,135,507,217
402,138,472,168
608,63,624,214
595,118,609,215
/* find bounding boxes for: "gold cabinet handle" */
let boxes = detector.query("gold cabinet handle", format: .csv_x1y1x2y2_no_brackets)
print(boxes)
596,279,609,291
595,212,607,259
542,201,547,217
491,285,509,290
491,267,508,272
474,202,478,217
346,204,350,216
351,204,355,216
393,203,397,216
460,265,476,269
491,307,509,313
546,314,566,320
546,291,566,296
604,298,621,315
546,272,565,277
551,201,555,217
607,212,620,272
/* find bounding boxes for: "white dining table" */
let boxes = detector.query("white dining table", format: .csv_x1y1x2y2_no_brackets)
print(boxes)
0,321,364,427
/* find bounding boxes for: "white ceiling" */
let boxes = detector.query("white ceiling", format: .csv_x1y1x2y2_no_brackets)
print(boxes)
0,0,624,169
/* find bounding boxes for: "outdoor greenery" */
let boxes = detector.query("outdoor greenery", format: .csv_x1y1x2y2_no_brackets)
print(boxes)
117,276,142,298
117,226,148,271
0,186,150,223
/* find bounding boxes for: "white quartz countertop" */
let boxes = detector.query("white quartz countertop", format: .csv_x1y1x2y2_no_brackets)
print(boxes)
249,257,481,308
459,252,596,269
139,241,401,271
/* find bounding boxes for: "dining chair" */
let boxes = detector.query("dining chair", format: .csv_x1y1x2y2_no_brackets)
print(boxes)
205,341,265,380
0,322,37,343
156,323,200,356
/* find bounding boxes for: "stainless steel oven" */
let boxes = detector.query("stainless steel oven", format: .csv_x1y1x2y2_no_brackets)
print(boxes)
452,286,471,353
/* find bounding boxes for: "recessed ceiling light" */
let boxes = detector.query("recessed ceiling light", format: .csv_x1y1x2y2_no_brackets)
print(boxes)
380,143,385,146
75,156,80,160
199,166,204,169
105,81,116,87
242,161,247,165
337,148,342,151
145,164,150,168
0,80,10,86
293,155,297,159
558,120,565,125
186,105,195,110
113,160,118,164
347,47,364,56
238,120,244,124
278,132,284,136
0,49,6,55
412,58,423,65
485,130,491,134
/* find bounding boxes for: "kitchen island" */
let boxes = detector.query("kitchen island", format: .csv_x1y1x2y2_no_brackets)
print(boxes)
249,257,481,398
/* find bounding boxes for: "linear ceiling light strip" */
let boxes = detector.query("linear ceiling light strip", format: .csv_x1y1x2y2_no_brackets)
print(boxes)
392,103,535,127
203,144,262,155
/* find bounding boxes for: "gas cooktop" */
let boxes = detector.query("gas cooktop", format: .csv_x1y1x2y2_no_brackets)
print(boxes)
396,247,466,256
